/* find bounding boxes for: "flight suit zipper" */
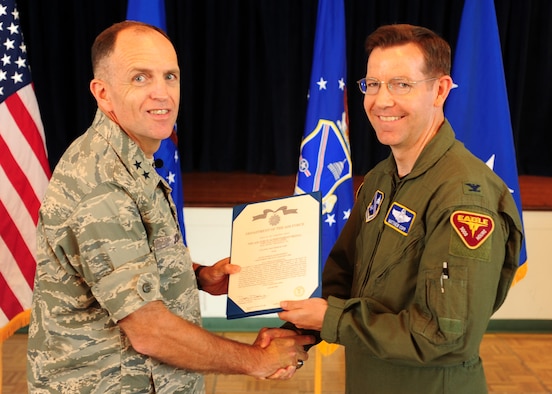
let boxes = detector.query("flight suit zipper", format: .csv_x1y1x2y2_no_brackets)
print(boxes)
358,175,403,295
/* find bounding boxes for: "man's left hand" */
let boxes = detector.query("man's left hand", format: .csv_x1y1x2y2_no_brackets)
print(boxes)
195,258,240,295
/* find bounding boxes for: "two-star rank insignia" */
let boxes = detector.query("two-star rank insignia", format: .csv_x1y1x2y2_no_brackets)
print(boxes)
450,210,494,249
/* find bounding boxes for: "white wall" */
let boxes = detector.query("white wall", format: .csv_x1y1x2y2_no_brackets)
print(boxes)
184,208,233,317
492,211,551,319
184,208,552,320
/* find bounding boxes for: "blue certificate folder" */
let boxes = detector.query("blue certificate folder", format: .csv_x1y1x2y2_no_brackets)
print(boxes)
226,191,322,320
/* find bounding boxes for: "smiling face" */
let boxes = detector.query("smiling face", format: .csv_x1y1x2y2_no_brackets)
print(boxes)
363,43,452,160
90,27,180,158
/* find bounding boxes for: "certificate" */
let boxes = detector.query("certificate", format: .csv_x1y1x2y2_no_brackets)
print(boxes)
227,192,321,319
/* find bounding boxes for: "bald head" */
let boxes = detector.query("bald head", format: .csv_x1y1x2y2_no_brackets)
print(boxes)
89,20,180,157
91,21,174,79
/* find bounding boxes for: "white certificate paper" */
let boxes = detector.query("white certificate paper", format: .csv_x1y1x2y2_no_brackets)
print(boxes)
227,192,321,319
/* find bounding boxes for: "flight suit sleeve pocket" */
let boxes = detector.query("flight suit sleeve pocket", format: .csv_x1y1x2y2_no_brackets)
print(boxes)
424,265,468,343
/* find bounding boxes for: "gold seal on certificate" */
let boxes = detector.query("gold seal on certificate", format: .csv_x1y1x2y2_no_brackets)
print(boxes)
227,192,322,319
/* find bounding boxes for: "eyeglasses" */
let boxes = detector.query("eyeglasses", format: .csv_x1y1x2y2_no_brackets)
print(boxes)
356,77,438,95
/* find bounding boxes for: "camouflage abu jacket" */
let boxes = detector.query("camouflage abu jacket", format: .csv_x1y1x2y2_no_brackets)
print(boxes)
27,110,204,393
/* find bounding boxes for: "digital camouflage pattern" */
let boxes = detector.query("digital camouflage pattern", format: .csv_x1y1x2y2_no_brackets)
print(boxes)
27,110,204,393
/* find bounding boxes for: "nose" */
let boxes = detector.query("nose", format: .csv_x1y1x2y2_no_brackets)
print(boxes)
364,83,394,112
150,77,170,100
372,82,394,107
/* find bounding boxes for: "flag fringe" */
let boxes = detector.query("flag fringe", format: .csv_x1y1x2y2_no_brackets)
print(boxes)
0,309,30,343
512,261,528,286
317,340,340,356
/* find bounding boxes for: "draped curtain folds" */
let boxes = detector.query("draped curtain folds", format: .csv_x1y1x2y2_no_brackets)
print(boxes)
17,0,552,177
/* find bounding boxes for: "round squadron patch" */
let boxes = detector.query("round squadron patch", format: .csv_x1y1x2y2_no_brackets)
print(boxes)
450,210,494,249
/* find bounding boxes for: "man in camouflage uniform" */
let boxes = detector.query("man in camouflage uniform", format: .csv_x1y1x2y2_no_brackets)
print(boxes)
27,21,312,393
278,24,523,393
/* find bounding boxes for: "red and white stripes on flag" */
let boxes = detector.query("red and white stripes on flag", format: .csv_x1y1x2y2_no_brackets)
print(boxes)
0,0,50,342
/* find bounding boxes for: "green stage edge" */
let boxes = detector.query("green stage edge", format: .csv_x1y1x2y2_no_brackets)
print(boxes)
203,318,552,333
15,319,552,335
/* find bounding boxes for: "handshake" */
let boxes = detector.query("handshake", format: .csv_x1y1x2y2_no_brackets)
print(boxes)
193,258,328,380
249,327,315,380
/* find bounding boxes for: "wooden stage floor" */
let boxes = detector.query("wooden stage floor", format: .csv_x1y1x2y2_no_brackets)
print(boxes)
3,332,552,393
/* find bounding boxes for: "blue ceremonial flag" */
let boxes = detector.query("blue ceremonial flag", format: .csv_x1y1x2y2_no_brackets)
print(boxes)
295,0,354,268
126,0,187,245
126,0,166,31
445,0,527,283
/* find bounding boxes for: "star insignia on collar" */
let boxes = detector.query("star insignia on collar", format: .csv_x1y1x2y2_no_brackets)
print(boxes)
142,171,150,179
134,160,142,169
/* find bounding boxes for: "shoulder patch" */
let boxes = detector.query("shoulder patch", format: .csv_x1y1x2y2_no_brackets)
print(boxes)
384,202,416,235
450,210,494,249
365,190,384,222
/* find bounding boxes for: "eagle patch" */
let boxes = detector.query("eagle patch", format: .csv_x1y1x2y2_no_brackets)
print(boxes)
450,211,494,249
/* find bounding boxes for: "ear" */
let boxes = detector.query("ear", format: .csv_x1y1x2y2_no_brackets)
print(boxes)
90,78,113,112
434,75,454,107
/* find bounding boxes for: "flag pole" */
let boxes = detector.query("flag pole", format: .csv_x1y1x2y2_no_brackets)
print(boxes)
314,345,322,394
294,1,352,390
1,341,3,391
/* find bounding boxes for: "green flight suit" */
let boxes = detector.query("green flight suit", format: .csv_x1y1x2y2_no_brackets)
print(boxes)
321,120,523,394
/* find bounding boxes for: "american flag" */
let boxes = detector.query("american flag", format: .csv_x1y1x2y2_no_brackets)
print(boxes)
0,0,50,341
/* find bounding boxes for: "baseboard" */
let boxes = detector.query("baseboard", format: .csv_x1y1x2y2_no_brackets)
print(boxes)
486,319,552,333
14,319,552,335
203,317,284,332
203,318,552,333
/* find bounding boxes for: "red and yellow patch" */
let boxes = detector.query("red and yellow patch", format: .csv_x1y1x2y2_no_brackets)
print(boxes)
450,211,494,249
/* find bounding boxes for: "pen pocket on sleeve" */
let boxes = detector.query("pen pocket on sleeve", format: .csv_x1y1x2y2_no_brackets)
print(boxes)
425,265,468,342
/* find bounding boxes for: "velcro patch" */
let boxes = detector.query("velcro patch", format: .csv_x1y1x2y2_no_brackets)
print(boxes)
365,190,384,222
450,211,494,249
384,202,416,236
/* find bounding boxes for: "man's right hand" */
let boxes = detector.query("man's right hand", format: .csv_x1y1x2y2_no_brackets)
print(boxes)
252,328,314,380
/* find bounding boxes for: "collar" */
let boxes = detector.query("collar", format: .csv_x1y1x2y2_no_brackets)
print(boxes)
383,119,456,180
91,109,162,197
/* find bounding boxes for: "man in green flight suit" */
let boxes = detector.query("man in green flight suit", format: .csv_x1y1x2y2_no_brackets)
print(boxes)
278,24,523,394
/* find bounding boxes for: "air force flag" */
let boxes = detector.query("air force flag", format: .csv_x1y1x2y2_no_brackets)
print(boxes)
126,0,187,245
445,0,527,283
295,0,353,268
